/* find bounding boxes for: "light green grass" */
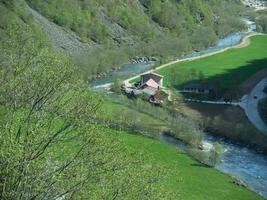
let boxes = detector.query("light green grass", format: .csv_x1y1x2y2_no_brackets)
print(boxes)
100,98,166,127
2,104,263,199
115,131,264,200
157,35,267,90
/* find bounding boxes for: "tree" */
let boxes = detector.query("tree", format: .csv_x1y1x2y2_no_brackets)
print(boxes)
0,24,105,199
209,142,222,167
197,70,205,83
112,78,122,94
256,15,267,33
0,24,172,199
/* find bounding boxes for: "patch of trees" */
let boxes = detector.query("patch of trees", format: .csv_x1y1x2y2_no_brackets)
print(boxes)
107,94,204,148
256,11,267,33
205,107,267,153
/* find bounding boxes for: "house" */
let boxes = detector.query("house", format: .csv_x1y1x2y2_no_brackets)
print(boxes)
149,91,168,105
142,86,158,96
126,71,168,104
140,72,163,88
139,78,160,90
182,83,213,94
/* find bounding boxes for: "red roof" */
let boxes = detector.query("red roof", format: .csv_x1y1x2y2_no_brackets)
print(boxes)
152,92,167,101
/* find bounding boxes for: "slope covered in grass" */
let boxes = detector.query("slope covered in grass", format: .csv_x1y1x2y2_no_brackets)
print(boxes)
114,131,264,200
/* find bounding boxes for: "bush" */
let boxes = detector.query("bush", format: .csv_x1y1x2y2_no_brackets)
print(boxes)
256,14,267,33
208,142,222,167
112,79,122,94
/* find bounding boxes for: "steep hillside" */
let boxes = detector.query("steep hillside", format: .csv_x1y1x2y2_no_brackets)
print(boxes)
24,0,247,79
26,0,245,43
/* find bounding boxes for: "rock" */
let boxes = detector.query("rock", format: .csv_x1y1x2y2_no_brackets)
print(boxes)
232,177,247,188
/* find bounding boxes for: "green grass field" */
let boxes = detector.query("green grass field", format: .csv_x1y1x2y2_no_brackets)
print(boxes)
101,100,165,127
157,35,267,91
114,131,264,200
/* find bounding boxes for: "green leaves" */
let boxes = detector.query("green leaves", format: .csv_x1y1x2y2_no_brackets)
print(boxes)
0,20,174,200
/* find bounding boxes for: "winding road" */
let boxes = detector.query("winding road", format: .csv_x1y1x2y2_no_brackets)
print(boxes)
240,78,267,134
123,33,267,135
186,78,267,135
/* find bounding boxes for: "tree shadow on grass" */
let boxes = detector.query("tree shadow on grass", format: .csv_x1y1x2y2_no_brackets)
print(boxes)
173,58,267,98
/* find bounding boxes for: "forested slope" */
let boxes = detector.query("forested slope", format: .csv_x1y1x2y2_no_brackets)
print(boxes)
24,0,247,79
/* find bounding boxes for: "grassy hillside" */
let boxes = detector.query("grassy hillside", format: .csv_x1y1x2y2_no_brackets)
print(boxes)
157,35,267,94
0,1,265,199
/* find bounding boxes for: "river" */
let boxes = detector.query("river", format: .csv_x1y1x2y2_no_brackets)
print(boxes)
90,18,256,89
91,19,267,198
158,133,267,198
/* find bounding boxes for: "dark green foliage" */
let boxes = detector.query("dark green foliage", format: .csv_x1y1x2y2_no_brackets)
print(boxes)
256,11,267,33
26,0,246,42
112,79,122,94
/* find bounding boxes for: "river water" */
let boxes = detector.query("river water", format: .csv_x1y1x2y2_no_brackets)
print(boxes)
158,133,267,198
90,19,256,88
90,62,154,88
90,29,244,88
91,19,267,197
207,135,267,197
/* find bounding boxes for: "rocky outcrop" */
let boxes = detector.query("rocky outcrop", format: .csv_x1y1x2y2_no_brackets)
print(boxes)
131,56,157,64
27,5,95,54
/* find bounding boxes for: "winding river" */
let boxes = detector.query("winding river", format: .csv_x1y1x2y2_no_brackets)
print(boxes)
159,133,267,198
91,19,267,198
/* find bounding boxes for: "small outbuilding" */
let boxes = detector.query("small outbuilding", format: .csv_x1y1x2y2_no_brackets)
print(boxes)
182,83,213,94
149,91,168,105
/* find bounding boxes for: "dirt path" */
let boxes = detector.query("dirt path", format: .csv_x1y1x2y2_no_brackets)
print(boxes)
234,35,251,48
123,33,263,85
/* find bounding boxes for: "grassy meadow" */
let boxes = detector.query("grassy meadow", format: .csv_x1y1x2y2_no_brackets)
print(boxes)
157,35,267,93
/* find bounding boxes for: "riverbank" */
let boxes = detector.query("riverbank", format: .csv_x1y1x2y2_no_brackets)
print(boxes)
90,20,267,199
112,130,265,200
101,93,267,198
123,33,263,85
187,102,267,152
